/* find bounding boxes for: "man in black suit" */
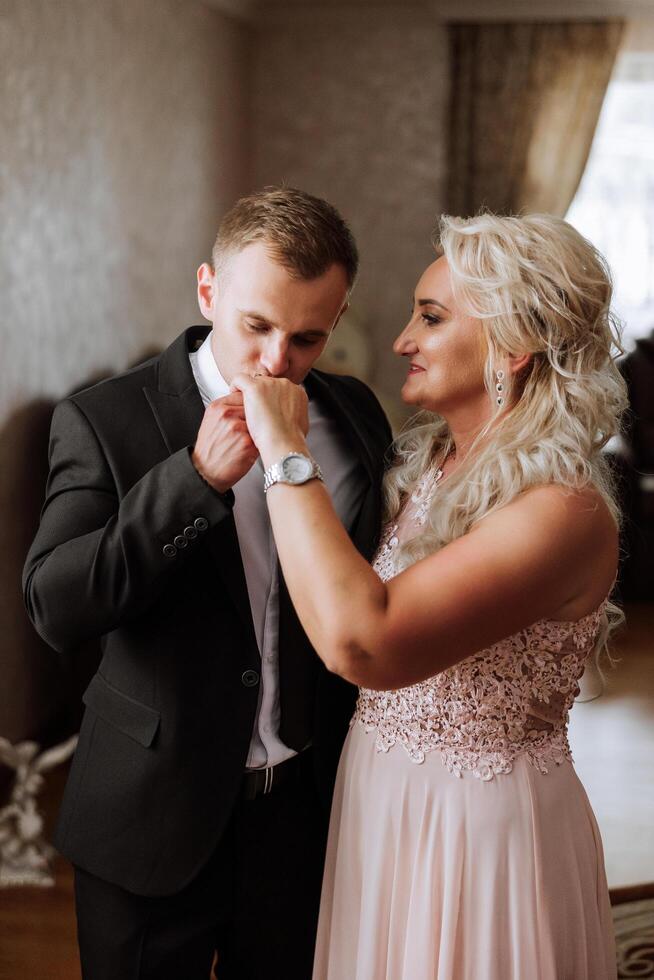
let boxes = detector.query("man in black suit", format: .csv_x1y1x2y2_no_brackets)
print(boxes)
23,188,391,980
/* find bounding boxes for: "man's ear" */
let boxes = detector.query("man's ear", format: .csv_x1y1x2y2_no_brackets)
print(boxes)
197,263,215,321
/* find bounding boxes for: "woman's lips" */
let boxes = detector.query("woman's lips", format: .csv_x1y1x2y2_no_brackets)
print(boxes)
408,364,425,375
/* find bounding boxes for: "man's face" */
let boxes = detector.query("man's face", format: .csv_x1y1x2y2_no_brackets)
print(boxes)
197,241,349,386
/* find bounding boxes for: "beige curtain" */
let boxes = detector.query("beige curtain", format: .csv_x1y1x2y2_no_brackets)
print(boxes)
447,21,625,217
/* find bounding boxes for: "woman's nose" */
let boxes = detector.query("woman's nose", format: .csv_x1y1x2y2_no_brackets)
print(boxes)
393,323,418,356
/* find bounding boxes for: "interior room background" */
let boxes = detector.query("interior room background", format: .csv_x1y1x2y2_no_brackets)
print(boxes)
1,0,653,890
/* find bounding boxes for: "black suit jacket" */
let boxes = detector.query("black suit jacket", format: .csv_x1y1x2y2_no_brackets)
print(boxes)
23,326,391,897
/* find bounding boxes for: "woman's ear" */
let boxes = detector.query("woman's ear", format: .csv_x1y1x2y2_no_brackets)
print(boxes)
507,352,532,376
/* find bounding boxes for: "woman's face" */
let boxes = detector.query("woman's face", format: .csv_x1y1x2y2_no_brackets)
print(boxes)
394,256,490,421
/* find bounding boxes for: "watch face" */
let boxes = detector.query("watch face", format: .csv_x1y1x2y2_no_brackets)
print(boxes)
281,454,313,483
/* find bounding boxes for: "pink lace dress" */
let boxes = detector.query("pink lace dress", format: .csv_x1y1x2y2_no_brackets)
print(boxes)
313,466,616,980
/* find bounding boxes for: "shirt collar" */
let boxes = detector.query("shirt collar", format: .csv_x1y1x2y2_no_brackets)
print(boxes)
195,332,230,402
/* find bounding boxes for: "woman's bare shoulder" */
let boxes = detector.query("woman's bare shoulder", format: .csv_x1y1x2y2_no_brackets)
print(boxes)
480,482,615,531
477,483,618,618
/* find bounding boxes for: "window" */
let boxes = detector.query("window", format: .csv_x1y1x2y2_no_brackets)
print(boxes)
566,52,654,348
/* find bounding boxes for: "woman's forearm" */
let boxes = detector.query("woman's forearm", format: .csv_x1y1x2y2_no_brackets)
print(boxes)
263,439,388,679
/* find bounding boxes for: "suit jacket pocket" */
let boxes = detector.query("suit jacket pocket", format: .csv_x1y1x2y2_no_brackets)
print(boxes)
82,673,160,748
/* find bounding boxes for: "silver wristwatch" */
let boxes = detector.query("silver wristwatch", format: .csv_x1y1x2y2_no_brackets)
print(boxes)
263,452,324,494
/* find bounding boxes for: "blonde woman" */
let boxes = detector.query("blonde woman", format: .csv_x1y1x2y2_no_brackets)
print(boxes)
233,213,625,979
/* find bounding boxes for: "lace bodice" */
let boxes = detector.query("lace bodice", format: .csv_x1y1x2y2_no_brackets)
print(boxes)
352,469,608,781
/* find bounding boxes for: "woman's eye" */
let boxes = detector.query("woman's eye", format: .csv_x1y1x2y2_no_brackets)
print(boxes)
246,322,268,333
421,313,442,326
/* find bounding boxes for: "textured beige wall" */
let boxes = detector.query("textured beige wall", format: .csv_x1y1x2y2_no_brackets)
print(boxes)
0,0,250,742
0,0,249,418
252,3,449,417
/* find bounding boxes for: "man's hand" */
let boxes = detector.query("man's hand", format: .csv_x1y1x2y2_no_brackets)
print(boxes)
191,391,259,493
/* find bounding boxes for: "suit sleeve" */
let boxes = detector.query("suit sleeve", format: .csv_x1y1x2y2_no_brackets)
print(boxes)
342,375,394,449
22,397,233,652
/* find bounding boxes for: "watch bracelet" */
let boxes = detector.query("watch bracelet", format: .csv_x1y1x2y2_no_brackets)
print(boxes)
263,454,324,493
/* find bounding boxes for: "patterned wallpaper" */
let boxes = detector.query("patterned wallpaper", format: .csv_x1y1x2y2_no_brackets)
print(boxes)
252,3,450,418
0,0,249,419
0,0,249,741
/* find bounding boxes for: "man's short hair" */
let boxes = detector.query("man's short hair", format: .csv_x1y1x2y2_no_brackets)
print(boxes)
212,187,358,289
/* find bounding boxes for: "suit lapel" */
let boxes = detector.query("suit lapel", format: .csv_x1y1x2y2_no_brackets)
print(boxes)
143,327,255,640
144,384,205,457
304,369,388,560
304,369,376,495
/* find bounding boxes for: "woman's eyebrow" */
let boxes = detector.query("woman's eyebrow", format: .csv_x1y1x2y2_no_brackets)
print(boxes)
416,297,451,313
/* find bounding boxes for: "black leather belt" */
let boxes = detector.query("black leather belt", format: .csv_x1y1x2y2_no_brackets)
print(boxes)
240,749,311,802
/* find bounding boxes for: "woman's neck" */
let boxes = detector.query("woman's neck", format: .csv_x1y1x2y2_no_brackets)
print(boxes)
445,406,504,472
444,428,481,474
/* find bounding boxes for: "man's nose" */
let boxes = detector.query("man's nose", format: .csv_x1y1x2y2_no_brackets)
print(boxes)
393,322,418,356
260,338,290,377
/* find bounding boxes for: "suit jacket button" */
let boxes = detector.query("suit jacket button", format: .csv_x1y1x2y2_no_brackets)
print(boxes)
241,670,260,688
173,534,188,549
183,525,198,540
163,544,177,558
194,517,209,532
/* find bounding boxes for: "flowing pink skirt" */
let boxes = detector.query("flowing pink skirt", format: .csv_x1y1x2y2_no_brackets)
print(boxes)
313,724,616,980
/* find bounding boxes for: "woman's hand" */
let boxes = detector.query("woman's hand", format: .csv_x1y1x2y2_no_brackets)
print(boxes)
230,374,310,466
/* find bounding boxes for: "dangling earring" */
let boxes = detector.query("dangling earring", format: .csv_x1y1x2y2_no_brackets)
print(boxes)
495,370,505,407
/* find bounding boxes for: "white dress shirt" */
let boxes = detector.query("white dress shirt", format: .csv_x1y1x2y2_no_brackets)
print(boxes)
190,333,366,769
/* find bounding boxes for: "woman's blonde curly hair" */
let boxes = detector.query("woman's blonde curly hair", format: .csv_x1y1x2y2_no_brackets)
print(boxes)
385,212,628,651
